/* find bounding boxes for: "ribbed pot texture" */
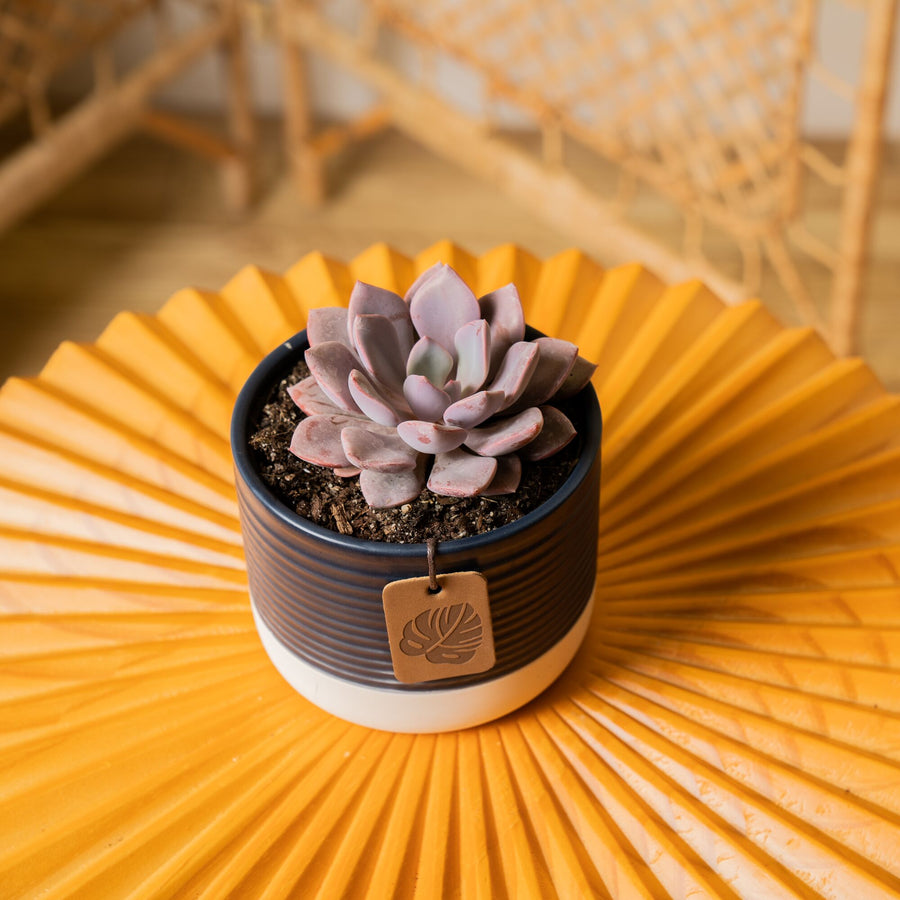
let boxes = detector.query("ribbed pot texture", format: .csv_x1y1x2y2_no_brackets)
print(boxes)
232,330,602,692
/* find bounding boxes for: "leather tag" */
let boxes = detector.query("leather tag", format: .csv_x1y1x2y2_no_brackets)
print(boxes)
382,572,495,684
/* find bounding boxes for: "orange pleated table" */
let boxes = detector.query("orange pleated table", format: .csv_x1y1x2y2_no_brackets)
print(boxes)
1,242,899,899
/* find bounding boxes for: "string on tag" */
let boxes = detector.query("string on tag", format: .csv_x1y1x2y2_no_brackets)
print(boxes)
426,538,441,594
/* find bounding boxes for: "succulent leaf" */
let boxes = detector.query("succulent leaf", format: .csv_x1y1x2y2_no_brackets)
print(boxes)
406,336,454,387
553,355,598,401
348,281,415,355
479,284,525,372
408,264,480,354
465,406,544,457
487,341,540,408
353,314,407,392
397,420,467,454
288,376,353,418
507,337,578,411
454,319,491,395
359,458,426,508
348,369,403,426
289,414,355,468
305,342,364,414
442,389,505,430
519,406,577,461
481,454,522,495
334,465,362,477
427,448,497,498
403,374,452,423
403,261,442,302
341,425,419,473
307,307,352,349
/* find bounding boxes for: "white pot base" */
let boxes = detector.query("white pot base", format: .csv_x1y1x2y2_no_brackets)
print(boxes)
251,590,595,733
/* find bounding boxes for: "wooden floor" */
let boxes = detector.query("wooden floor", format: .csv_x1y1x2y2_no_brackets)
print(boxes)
0,121,897,389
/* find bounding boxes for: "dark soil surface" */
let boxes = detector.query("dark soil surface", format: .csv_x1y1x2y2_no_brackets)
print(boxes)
248,362,579,544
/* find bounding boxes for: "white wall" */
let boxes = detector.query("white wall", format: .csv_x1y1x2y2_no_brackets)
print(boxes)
136,3,900,138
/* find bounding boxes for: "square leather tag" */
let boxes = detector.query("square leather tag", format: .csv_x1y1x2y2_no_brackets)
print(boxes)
382,572,495,684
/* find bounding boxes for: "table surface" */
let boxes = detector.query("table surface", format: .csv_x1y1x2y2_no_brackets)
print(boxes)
1,242,899,899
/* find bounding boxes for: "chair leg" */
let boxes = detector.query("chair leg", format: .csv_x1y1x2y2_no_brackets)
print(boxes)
220,0,256,211
278,0,326,206
828,0,897,356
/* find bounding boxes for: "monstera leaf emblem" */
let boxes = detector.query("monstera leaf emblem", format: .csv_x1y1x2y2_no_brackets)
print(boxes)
399,603,483,664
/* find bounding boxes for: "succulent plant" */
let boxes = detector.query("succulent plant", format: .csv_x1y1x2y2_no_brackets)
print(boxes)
288,262,596,508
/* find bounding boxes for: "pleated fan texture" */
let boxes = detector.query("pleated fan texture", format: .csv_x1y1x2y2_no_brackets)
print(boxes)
1,241,899,899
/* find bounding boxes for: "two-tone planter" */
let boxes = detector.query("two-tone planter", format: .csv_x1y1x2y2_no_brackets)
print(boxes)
232,329,601,733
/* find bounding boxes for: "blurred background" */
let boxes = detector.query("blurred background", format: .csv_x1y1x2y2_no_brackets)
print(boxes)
1,0,898,387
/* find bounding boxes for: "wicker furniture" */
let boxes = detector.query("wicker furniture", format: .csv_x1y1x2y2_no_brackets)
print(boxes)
0,0,255,232
277,0,897,357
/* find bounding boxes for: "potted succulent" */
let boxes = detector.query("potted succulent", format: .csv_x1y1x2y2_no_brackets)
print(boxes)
231,263,602,732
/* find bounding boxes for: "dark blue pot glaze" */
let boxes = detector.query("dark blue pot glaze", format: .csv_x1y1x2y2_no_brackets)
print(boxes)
232,330,601,692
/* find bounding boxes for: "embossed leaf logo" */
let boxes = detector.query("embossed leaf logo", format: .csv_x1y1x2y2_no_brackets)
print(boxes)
399,603,483,665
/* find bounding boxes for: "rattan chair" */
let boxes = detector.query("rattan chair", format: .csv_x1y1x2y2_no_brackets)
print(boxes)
0,0,255,232
277,0,897,356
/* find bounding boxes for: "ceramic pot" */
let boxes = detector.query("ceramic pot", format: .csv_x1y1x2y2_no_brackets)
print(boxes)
232,329,602,732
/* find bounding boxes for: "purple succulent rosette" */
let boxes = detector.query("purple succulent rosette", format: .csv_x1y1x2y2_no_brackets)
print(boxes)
288,262,597,508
